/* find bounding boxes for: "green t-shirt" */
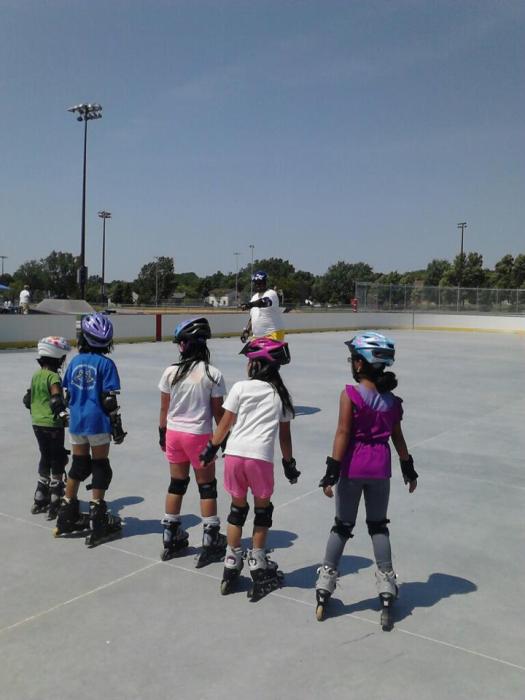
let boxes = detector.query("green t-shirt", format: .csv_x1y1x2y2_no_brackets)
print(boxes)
30,369,62,428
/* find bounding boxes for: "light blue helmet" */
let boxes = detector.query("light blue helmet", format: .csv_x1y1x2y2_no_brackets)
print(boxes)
345,331,395,368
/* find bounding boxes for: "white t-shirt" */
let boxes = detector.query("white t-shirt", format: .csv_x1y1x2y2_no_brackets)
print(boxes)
19,289,30,304
158,361,226,434
223,379,292,462
250,289,284,337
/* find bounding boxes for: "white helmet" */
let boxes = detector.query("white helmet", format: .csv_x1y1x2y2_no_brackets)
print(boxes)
37,336,71,359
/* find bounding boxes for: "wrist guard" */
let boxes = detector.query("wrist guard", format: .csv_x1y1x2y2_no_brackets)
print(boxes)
199,440,219,464
282,458,301,484
220,432,229,454
400,454,418,483
240,329,249,342
159,426,166,451
319,457,341,488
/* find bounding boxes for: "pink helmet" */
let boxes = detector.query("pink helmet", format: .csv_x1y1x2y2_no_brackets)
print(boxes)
240,337,291,366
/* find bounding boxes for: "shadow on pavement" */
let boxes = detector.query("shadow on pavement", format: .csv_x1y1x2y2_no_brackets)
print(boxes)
284,554,373,590
294,405,321,416
327,572,477,623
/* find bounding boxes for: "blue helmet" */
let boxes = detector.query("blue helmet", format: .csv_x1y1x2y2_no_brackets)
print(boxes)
345,331,395,368
252,270,267,284
173,317,211,344
81,313,113,348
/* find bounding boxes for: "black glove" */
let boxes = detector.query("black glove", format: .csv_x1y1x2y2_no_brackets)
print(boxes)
282,458,301,484
110,413,127,445
159,426,166,452
319,457,341,488
400,455,418,483
23,388,31,410
240,328,249,342
199,440,220,464
220,432,229,454
240,303,252,312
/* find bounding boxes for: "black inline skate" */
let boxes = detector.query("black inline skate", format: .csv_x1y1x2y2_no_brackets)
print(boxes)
246,549,283,601
376,569,398,631
31,477,50,514
160,518,189,561
194,522,227,569
315,565,338,621
46,478,65,520
85,499,122,547
220,546,244,595
52,497,90,537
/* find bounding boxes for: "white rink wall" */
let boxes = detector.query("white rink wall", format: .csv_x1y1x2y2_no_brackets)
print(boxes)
1,311,524,347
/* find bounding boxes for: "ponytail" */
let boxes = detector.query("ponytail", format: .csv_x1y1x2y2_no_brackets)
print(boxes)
248,361,295,417
352,357,398,394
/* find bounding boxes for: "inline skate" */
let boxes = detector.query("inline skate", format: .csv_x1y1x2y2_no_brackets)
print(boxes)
160,518,189,561
376,569,398,631
315,565,338,621
52,497,90,536
31,477,50,514
246,549,283,601
85,499,122,547
46,478,65,520
194,522,227,569
220,546,244,595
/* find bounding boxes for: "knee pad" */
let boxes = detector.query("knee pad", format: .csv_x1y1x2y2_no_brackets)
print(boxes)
168,476,190,495
198,479,217,500
367,518,390,536
253,502,274,528
91,458,113,490
227,503,249,527
68,454,92,482
331,517,354,539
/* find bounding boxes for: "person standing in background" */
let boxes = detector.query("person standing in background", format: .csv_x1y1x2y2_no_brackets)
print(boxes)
19,285,31,314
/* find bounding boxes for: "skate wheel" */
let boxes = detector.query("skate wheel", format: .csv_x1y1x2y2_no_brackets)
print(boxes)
381,609,393,632
160,549,171,561
52,527,60,538
316,604,325,622
220,580,231,595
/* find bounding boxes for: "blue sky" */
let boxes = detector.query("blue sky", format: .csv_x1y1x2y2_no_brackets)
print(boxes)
1,1,523,281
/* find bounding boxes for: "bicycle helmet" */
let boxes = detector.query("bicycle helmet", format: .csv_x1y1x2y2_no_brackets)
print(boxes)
37,336,71,359
345,331,395,368
81,313,114,348
240,337,290,366
173,317,211,344
251,270,268,284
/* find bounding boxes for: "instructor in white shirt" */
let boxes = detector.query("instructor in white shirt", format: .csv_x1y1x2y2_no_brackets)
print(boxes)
240,271,285,342
19,285,31,314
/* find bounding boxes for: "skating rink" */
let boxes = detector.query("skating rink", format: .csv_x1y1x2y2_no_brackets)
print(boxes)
1,330,524,700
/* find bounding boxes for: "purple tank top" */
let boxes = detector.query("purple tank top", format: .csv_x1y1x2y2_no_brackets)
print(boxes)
342,384,403,480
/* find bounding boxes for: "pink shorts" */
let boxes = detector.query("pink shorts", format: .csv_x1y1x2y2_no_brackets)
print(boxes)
224,455,274,500
165,430,212,469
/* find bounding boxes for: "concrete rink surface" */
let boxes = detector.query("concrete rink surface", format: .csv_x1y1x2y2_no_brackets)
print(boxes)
1,329,524,700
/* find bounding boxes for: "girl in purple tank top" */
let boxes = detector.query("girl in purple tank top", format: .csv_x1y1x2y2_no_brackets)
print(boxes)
315,332,419,629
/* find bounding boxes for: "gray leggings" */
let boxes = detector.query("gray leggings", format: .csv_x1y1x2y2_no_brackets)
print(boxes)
323,477,392,572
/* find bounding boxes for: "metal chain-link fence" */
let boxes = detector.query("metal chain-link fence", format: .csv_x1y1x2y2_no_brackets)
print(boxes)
355,282,525,314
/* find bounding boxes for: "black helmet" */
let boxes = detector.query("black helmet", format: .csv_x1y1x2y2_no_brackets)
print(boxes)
173,317,211,343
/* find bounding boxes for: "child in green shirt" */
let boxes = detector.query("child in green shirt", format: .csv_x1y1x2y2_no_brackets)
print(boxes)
24,336,71,518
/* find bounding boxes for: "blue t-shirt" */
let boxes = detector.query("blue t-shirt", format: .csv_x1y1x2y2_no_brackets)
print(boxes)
63,353,121,435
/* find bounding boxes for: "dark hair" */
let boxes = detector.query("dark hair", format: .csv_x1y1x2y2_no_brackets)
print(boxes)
248,361,295,417
77,332,113,355
37,356,65,372
351,356,397,394
171,340,218,386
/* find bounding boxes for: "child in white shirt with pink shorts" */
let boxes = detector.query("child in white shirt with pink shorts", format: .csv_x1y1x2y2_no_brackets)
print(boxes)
158,317,226,567
200,337,300,600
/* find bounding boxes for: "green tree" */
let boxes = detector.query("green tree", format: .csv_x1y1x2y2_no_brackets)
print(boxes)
493,254,514,288
424,259,451,286
109,281,133,304
511,254,525,288
42,250,78,298
134,257,176,304
13,260,48,300
441,252,488,288
312,261,375,304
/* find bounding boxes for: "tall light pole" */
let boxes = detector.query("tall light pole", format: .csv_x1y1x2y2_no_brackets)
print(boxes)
0,256,7,276
249,244,255,296
457,221,467,288
68,103,103,299
234,252,240,305
98,211,111,303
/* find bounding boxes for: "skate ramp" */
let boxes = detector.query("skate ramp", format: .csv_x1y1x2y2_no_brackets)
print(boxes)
35,299,95,315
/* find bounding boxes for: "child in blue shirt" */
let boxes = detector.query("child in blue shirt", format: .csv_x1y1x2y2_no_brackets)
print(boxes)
54,313,126,546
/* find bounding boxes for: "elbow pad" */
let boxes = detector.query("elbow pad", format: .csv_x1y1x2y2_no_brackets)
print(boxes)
23,388,31,410
50,394,67,418
101,391,119,415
